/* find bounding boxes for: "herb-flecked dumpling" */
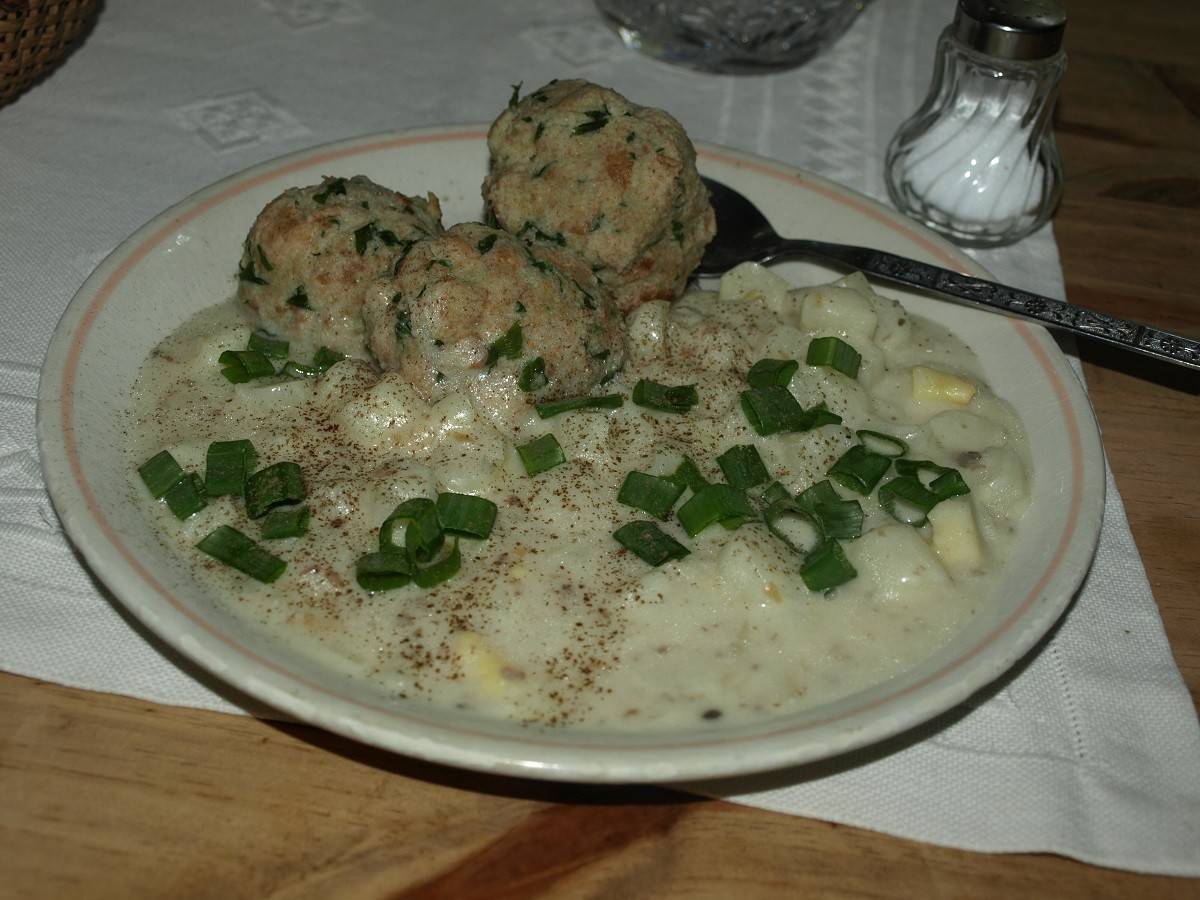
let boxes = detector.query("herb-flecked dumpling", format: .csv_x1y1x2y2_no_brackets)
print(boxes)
236,175,443,357
484,79,715,314
362,222,627,404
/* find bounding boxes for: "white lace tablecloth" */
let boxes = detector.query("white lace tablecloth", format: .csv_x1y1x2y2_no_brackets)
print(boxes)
1,0,1196,876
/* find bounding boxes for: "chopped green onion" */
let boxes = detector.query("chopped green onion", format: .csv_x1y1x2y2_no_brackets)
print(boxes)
747,358,799,388
740,385,840,436
801,539,857,593
796,479,840,514
282,360,321,378
930,468,971,500
812,498,864,540
413,540,461,588
632,379,698,414
759,480,793,506
877,476,940,526
260,505,310,539
617,471,686,519
534,393,623,418
677,483,757,537
204,440,257,497
828,445,892,495
355,550,412,592
517,433,566,476
312,347,345,372
163,473,207,520
380,498,443,562
856,430,908,457
436,492,498,539
613,521,690,566
893,459,970,500
248,332,289,360
138,450,184,498
283,347,344,379
806,336,861,378
518,356,548,392
716,444,770,490
244,461,305,519
486,321,523,367
197,525,286,583
763,498,823,555
667,456,708,494
219,349,275,384
796,479,863,538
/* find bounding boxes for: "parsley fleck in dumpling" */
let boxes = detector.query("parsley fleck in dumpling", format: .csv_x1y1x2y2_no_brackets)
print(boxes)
236,175,443,357
362,222,627,404
484,79,715,314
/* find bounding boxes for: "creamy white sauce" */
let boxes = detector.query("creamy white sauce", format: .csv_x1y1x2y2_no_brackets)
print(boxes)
128,265,1030,730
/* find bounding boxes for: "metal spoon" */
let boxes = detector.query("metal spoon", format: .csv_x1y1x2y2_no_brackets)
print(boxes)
696,176,1200,372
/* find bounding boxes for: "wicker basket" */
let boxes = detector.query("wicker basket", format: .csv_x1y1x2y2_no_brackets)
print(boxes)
1,0,99,108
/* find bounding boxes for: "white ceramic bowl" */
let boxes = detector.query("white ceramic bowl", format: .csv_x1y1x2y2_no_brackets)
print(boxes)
37,126,1104,783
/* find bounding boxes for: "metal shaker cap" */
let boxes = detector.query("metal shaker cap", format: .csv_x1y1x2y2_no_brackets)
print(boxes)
954,0,1066,60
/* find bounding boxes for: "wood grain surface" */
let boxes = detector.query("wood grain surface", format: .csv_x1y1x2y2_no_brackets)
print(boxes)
2,1,1197,896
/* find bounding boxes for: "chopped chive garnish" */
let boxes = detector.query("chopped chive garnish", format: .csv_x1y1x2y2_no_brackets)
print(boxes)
828,445,892,495
632,378,698,414
312,347,345,372
436,492,498,539
534,394,623,418
163,473,206,520
413,540,461,588
197,525,286,583
763,498,823,555
747,358,799,389
613,521,690,566
759,480,793,506
477,233,498,254
283,346,344,379
618,471,686,519
893,460,971,500
796,479,840,514
219,349,276,384
244,461,305,519
248,332,289,359
930,468,971,500
204,440,257,497
238,259,268,285
801,539,857,593
739,385,837,436
667,456,708,494
517,433,566,476
856,430,908,457
676,483,757,537
486,321,523,367
380,498,443,562
260,505,310,539
794,479,862,539
878,476,940,526
355,550,412,592
138,450,184,498
518,356,548,392
508,81,522,109
283,361,321,378
716,444,770,490
813,498,864,540
807,336,862,378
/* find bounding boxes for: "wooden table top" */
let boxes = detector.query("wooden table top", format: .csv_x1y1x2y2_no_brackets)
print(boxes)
3,2,1197,896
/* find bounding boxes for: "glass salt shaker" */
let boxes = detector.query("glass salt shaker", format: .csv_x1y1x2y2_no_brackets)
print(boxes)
884,0,1067,247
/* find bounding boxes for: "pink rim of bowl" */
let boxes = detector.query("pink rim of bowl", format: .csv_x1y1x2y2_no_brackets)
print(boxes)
37,126,1105,783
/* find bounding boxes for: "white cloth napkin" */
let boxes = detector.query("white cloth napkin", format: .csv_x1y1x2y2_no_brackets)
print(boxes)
1,0,1196,876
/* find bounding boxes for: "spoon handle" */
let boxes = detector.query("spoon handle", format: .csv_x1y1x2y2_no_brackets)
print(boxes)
783,239,1200,372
